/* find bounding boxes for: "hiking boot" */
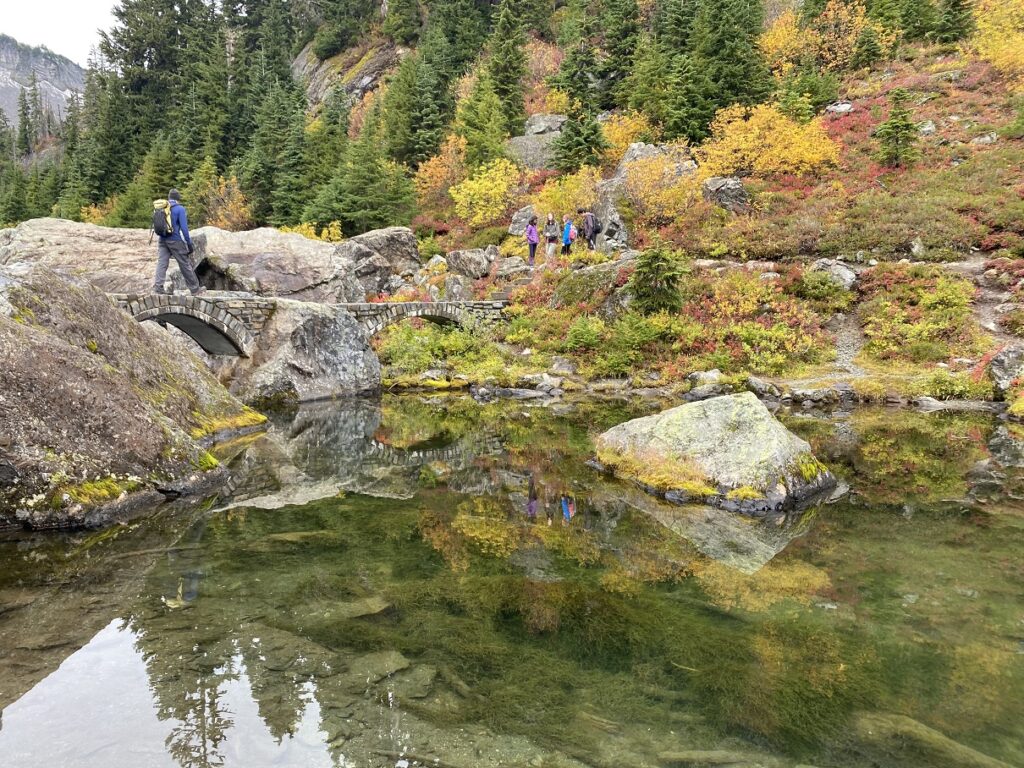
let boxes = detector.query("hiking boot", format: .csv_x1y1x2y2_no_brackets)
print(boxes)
153,287,166,294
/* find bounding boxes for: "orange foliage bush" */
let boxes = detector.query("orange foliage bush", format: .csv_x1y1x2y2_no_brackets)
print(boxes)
205,175,254,231
414,135,469,210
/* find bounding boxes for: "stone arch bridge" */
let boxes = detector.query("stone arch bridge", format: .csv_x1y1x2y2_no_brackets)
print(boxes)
110,292,508,357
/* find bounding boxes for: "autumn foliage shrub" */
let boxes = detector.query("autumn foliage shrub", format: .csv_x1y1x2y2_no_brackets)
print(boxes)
600,110,660,169
415,135,468,211
531,166,601,219
697,104,840,178
858,263,984,362
450,158,522,227
623,145,702,226
972,0,1024,89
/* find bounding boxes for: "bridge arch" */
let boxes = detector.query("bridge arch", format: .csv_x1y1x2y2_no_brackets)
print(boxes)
125,295,255,356
346,301,505,338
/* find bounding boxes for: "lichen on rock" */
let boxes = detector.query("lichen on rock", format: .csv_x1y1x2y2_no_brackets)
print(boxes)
593,392,836,515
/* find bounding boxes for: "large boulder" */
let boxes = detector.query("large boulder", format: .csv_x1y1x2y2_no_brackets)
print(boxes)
551,257,634,320
0,218,421,303
702,176,751,214
291,40,398,109
446,246,498,279
609,142,697,190
594,185,630,251
194,225,420,301
525,113,568,135
507,133,559,170
0,263,258,529
211,300,381,408
508,205,536,236
0,218,157,293
594,392,836,515
989,345,1024,397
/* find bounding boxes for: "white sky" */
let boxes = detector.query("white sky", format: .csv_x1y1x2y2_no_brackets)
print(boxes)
3,0,119,66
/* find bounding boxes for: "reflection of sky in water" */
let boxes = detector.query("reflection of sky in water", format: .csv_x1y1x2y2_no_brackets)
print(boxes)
0,620,335,768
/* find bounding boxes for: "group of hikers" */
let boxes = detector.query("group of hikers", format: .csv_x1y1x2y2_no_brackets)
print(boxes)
523,208,601,266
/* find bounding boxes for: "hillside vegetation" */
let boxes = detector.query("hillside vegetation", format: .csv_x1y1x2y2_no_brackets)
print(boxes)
2,0,1024,400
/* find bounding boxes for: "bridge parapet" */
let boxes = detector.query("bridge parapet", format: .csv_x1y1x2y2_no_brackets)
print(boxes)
338,300,508,337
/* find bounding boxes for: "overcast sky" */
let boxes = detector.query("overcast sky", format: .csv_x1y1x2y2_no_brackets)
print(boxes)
4,0,118,66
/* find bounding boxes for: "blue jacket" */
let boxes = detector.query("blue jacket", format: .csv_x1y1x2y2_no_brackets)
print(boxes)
161,201,193,249
562,220,573,246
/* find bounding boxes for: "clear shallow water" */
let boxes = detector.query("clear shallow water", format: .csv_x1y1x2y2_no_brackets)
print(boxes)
1,396,1022,768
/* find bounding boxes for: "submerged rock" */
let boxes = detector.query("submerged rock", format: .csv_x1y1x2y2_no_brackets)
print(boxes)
852,711,1013,768
0,263,256,528
594,392,835,515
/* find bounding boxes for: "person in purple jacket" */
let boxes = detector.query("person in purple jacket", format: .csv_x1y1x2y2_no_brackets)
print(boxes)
154,189,205,295
525,215,539,266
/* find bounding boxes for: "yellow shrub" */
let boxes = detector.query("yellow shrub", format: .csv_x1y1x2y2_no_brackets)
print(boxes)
601,110,660,169
696,104,840,178
622,145,702,224
205,175,254,231
449,158,522,227
531,166,601,218
415,134,468,209
545,88,571,114
759,10,817,74
279,221,344,241
973,0,1024,89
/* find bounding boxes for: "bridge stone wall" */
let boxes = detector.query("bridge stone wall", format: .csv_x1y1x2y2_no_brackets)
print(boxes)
339,300,508,337
110,293,508,356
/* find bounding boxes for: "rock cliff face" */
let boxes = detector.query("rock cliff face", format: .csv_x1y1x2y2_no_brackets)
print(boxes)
290,40,399,109
0,218,422,301
0,35,84,124
0,263,261,529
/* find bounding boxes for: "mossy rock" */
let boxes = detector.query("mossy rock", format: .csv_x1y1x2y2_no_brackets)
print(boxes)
594,392,836,515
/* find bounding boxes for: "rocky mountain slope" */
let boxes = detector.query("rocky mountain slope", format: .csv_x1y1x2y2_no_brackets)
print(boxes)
0,34,84,124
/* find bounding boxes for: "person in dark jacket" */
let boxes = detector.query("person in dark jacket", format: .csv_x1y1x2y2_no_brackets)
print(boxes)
542,213,560,261
579,207,598,250
154,189,204,295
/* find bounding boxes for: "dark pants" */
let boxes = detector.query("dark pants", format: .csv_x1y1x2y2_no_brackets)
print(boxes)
562,243,572,256
528,242,537,264
586,235,597,250
155,238,201,293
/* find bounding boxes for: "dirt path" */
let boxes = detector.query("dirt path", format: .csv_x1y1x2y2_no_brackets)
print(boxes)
943,255,1018,347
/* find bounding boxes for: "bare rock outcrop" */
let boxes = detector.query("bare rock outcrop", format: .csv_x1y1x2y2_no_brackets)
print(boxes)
0,263,259,529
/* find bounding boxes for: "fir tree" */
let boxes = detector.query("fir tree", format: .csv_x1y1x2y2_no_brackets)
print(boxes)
271,111,311,226
663,54,717,142
0,167,28,224
627,39,673,127
16,88,32,157
551,42,602,113
552,106,608,172
689,0,771,114
455,74,509,168
628,241,683,314
304,107,415,234
486,0,528,136
600,0,640,108
237,81,301,223
851,24,884,68
933,0,973,42
876,88,920,167
182,155,220,226
383,0,421,44
655,0,700,52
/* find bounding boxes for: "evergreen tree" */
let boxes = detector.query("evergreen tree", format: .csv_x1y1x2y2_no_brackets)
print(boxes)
271,110,311,226
429,0,488,77
933,0,973,42
655,0,700,52
876,88,920,167
552,106,608,172
689,0,771,115
107,135,177,227
663,54,717,142
183,155,221,226
237,81,301,223
455,74,509,168
304,108,415,234
382,55,420,165
383,0,421,44
851,24,884,68
0,167,28,224
600,0,640,108
627,39,673,127
486,0,528,136
16,88,32,157
551,43,602,113
628,241,683,314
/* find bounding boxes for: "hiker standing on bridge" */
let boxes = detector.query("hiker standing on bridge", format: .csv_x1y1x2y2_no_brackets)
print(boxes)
153,189,205,296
